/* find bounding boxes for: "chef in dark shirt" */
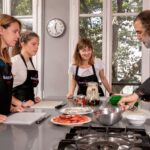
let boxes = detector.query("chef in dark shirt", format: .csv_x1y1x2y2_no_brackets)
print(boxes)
0,14,21,123
119,10,150,110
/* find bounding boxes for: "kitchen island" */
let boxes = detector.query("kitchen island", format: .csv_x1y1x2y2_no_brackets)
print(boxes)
0,105,150,150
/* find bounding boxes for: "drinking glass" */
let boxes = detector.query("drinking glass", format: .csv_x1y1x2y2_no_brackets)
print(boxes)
67,98,74,108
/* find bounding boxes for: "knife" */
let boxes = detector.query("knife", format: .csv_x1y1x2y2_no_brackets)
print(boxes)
55,103,66,109
36,114,51,124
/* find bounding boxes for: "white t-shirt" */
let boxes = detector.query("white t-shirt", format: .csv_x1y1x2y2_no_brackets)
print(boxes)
68,58,104,81
11,54,34,88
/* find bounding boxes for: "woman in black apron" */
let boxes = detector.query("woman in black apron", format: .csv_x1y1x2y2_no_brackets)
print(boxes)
75,65,104,96
67,38,112,98
0,14,21,122
11,31,40,108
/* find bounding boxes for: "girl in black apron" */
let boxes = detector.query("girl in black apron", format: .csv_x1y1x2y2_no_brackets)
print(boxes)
12,54,39,103
0,14,21,122
11,31,40,108
67,38,112,98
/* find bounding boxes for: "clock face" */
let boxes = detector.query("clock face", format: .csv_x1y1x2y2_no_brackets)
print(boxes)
47,18,66,37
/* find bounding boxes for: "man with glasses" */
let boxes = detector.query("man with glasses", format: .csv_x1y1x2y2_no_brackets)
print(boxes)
119,10,150,110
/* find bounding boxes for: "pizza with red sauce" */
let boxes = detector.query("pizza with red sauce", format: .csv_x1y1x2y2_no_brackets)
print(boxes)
51,114,91,125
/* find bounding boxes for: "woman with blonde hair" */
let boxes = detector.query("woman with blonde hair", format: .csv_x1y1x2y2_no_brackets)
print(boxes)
0,14,21,122
11,31,40,108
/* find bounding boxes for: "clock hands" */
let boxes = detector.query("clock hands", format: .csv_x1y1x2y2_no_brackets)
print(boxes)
54,22,57,33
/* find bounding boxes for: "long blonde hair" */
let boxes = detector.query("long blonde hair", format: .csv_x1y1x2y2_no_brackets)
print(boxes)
73,38,94,66
0,14,21,63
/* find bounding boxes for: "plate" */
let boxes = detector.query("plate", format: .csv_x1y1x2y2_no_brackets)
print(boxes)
60,107,93,115
51,114,91,126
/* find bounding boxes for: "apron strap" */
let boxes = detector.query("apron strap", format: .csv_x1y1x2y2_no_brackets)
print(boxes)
75,65,97,81
91,64,99,83
75,66,79,78
20,54,35,69
29,58,36,69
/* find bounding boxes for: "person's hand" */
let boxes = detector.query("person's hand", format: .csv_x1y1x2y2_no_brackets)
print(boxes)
22,100,34,108
66,93,74,99
118,93,139,110
0,114,7,123
34,97,41,103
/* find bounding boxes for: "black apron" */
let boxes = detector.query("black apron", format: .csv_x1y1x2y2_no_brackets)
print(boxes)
0,59,13,115
75,65,104,96
12,54,39,102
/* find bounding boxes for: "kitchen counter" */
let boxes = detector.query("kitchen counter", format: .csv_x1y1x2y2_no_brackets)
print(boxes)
0,106,150,150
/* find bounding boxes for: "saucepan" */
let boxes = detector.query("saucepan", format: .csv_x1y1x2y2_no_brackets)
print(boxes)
96,104,122,126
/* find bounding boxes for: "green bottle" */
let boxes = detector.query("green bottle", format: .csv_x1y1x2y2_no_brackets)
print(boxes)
109,95,122,105
109,95,139,107
134,101,139,107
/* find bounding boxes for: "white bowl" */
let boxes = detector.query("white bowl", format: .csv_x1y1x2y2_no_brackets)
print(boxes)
126,114,146,126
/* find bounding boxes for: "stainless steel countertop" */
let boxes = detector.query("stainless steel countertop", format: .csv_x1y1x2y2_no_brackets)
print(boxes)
0,107,150,150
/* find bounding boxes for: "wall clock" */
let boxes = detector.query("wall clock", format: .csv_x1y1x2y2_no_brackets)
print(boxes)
47,18,66,38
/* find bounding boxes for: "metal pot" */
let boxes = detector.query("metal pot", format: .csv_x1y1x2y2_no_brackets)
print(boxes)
97,105,122,126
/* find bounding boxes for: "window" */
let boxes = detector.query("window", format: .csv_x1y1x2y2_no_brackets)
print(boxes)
11,0,32,16
70,0,148,95
112,0,142,93
1,0,33,31
80,0,103,58
11,0,33,31
0,0,2,13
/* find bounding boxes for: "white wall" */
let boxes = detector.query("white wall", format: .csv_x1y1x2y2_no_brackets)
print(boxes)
42,0,69,99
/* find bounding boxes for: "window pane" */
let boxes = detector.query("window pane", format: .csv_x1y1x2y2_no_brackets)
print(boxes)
112,16,141,93
112,0,142,13
80,0,103,14
19,18,33,31
0,0,2,13
11,0,32,16
80,17,103,58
